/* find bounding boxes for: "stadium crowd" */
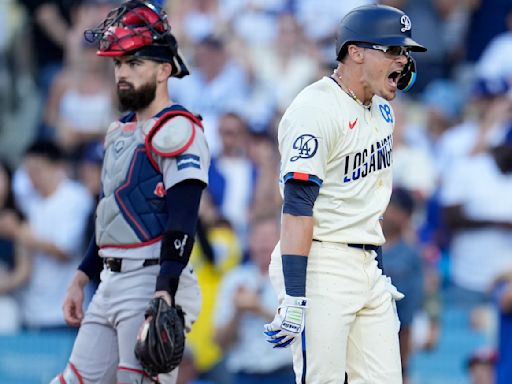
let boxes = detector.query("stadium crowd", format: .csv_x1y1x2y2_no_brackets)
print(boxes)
1,0,512,383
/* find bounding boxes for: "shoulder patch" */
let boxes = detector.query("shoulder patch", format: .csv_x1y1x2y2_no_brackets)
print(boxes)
151,116,196,157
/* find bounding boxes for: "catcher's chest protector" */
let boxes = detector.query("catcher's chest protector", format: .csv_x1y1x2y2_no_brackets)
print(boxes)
96,106,193,247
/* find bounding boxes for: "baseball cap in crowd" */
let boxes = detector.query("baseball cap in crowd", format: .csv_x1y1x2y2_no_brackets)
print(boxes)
421,79,464,121
81,141,104,166
471,76,510,98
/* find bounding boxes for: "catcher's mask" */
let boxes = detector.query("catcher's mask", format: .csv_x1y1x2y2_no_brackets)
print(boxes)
84,0,189,78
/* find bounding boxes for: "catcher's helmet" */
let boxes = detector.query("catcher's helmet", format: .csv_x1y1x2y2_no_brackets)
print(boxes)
84,0,189,78
336,5,426,61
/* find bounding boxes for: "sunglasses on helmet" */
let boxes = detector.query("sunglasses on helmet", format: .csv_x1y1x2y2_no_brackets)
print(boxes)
355,43,410,57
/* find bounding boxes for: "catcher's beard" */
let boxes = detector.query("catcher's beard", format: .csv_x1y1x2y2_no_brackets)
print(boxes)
117,77,157,112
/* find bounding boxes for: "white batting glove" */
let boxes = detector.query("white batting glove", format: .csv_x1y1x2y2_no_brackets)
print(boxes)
264,295,308,348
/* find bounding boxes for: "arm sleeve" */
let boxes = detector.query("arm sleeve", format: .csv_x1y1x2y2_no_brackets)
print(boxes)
78,234,102,281
156,179,206,295
165,179,205,233
283,179,320,216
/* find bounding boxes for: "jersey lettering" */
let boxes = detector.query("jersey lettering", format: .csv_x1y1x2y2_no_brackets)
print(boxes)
343,134,393,183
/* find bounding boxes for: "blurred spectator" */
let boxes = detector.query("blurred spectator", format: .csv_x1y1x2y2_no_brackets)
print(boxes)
247,131,282,221
169,35,250,154
293,0,373,59
208,112,256,248
19,0,81,89
440,126,512,325
0,0,14,124
402,79,464,180
19,0,83,139
436,77,510,180
493,269,512,384
43,1,115,153
464,0,512,64
249,12,319,114
214,214,294,383
391,97,439,200
475,7,512,79
44,41,114,155
0,160,30,333
466,347,497,384
221,0,289,47
180,0,225,43
16,140,93,329
382,188,425,382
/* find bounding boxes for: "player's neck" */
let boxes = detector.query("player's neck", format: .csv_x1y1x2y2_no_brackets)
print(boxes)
332,68,372,109
136,89,173,122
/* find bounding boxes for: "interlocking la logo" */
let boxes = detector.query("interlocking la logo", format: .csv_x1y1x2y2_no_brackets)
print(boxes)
400,15,411,33
290,134,318,162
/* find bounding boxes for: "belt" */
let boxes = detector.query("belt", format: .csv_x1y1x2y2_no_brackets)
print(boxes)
103,257,159,273
312,239,380,252
347,243,380,252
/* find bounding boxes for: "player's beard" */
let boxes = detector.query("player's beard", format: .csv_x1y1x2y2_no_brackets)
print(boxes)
116,77,157,112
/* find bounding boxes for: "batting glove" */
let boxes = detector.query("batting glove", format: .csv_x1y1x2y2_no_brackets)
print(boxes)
264,295,308,348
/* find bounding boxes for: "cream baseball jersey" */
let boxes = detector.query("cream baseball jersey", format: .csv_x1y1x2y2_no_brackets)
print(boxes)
278,76,395,245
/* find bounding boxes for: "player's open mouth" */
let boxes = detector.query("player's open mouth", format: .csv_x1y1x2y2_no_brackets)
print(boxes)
387,70,402,88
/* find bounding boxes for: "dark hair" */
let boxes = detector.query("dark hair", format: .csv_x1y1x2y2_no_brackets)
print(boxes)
198,35,225,50
25,140,65,163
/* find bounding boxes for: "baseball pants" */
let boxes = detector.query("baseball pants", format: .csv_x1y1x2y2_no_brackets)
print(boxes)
66,260,201,384
269,241,402,384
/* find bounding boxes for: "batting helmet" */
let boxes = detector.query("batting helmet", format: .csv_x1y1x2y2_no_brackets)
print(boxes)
335,5,426,61
84,0,189,78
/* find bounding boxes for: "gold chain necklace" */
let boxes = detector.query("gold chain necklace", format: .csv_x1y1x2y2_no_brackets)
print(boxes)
332,69,371,110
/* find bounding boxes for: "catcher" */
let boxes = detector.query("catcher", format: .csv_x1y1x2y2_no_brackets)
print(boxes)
50,1,209,383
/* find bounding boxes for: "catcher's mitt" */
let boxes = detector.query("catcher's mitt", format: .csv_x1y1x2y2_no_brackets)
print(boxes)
134,297,185,377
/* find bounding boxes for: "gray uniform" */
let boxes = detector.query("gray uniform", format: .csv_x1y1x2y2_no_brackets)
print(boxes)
55,106,209,384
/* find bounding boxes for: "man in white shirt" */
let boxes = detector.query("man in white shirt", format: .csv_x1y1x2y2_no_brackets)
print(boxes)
17,140,93,328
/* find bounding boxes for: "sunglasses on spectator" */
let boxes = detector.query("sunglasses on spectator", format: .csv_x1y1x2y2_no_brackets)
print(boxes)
355,43,410,57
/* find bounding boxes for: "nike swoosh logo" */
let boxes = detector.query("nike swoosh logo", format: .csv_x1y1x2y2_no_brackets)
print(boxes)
349,118,358,129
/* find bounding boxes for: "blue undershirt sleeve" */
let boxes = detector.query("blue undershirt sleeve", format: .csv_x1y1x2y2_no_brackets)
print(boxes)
283,179,320,216
78,234,102,282
156,179,206,296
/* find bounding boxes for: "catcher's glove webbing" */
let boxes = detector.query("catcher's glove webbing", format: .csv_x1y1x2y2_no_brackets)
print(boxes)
134,297,185,376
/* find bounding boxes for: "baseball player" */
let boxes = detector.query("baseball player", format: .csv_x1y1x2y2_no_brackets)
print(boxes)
264,5,427,384
50,1,209,383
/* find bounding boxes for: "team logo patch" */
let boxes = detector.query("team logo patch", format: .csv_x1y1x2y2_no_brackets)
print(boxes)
379,104,393,123
176,154,201,170
290,134,318,162
153,182,166,198
114,139,125,154
400,15,411,33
